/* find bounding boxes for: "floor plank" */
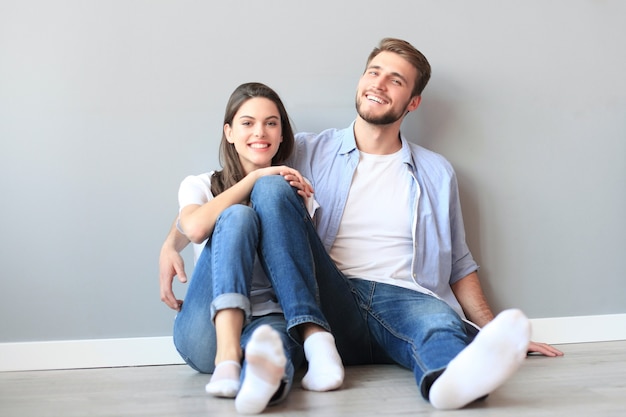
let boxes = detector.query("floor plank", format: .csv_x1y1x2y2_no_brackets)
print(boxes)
1,341,625,416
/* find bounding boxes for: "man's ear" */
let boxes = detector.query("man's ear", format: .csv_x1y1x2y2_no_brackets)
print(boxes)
407,95,422,113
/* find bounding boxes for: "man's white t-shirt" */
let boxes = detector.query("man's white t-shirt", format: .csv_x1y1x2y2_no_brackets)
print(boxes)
330,150,433,295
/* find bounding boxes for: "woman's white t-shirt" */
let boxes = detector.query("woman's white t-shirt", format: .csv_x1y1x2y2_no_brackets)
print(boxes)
177,172,282,317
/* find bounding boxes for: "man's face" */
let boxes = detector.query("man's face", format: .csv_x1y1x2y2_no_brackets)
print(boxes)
355,51,420,125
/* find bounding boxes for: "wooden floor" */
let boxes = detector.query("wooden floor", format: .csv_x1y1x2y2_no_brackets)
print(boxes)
1,340,625,416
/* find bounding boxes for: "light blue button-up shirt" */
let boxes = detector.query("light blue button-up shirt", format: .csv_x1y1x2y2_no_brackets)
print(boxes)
287,122,479,318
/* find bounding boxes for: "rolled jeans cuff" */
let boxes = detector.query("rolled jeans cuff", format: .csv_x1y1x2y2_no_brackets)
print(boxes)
211,293,252,324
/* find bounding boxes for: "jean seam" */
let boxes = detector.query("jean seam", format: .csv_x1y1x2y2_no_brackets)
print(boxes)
363,281,430,374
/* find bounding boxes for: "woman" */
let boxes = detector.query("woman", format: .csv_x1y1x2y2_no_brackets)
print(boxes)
166,82,343,414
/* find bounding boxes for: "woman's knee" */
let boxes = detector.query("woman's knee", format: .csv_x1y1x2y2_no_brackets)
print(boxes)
219,204,259,228
250,175,294,204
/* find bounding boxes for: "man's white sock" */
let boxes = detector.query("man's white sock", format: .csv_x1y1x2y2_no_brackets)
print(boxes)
235,325,286,414
301,331,344,392
429,309,531,410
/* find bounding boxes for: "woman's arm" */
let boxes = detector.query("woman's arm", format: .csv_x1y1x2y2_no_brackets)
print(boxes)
179,165,312,244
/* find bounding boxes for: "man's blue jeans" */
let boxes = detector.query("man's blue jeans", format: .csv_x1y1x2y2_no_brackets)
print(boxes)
249,176,477,400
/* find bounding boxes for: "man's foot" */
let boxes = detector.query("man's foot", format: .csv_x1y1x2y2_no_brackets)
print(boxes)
429,308,531,410
301,331,344,391
235,325,287,414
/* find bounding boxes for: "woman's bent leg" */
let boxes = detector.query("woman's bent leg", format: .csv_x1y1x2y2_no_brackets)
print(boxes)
173,205,259,373
205,308,245,398
251,175,371,366
210,205,259,323
251,177,345,390
250,176,328,337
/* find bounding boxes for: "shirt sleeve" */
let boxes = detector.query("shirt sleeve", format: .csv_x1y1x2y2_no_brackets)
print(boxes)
176,173,214,234
303,177,320,219
448,170,479,283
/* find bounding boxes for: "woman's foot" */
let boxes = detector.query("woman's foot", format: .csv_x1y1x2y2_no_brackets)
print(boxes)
205,360,241,398
235,325,287,414
301,331,344,391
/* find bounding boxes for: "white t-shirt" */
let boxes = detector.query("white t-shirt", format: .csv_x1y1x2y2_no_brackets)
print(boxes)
330,150,432,295
177,172,281,317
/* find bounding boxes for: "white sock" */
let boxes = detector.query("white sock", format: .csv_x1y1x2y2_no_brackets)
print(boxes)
235,325,286,415
205,360,241,398
429,308,531,410
301,331,344,392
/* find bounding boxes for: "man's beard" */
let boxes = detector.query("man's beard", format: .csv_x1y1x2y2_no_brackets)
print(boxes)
355,95,407,125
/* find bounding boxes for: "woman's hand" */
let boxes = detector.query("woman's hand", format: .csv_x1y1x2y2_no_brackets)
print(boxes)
253,165,314,198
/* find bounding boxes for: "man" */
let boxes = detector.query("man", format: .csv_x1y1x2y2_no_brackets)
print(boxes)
160,37,562,410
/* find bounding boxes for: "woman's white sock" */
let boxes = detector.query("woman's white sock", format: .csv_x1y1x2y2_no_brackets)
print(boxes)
235,325,287,414
301,331,344,392
429,308,531,410
205,360,241,398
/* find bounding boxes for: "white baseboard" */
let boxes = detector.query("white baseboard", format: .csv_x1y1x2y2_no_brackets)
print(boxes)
529,313,626,345
0,336,185,372
1,314,625,372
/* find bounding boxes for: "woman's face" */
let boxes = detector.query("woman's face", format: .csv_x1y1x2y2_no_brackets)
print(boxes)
224,97,283,174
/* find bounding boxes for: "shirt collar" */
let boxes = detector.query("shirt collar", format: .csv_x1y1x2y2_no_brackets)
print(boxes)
338,121,358,155
341,120,416,169
399,132,416,171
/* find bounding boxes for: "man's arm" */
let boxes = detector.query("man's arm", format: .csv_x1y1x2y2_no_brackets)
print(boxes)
450,271,494,327
159,218,191,311
451,271,564,357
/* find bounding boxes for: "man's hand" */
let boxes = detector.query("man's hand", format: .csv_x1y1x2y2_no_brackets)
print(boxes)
528,341,564,357
279,167,314,198
248,165,314,198
159,245,187,311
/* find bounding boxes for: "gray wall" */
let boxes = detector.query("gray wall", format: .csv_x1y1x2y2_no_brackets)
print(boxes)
1,1,624,343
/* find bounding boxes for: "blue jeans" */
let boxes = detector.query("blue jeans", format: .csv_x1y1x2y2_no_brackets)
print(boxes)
175,311,301,404
173,181,329,404
252,176,478,400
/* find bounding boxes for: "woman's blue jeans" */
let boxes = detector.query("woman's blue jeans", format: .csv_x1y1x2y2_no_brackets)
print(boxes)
172,179,328,404
247,176,478,400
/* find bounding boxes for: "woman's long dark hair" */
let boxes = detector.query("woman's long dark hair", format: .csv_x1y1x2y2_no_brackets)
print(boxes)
211,82,295,196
